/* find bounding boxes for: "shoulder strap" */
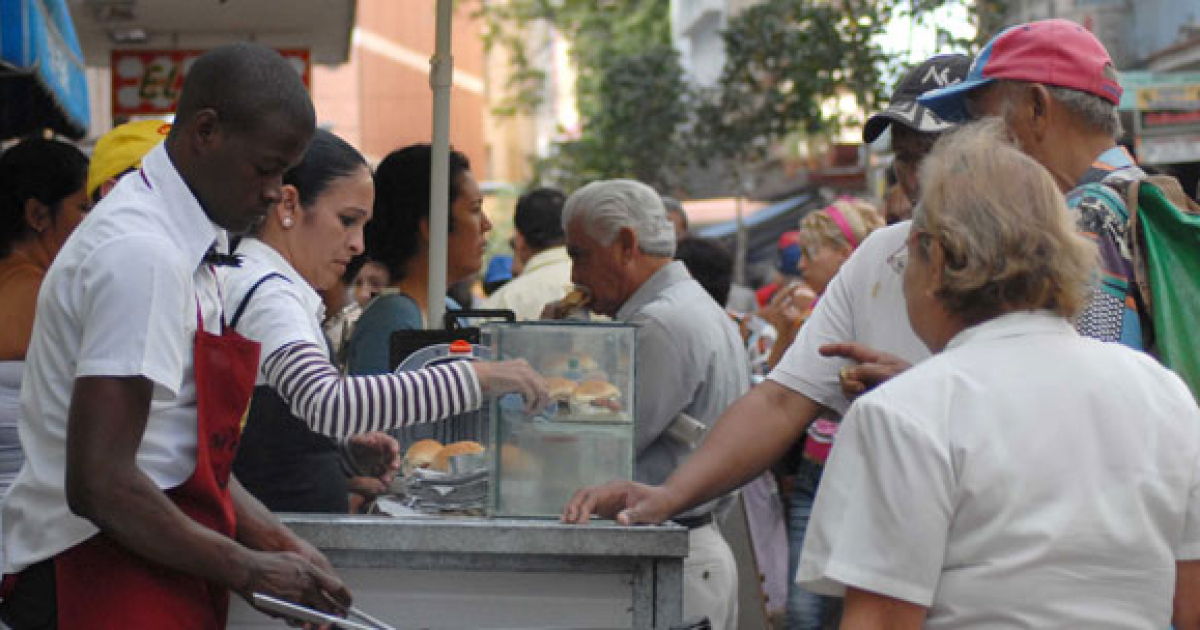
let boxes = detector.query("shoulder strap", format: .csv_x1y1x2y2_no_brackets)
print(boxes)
1119,174,1200,318
1138,175,1200,215
230,272,290,329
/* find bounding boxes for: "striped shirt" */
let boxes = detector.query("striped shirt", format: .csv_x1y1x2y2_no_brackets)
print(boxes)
262,340,479,437
223,238,482,437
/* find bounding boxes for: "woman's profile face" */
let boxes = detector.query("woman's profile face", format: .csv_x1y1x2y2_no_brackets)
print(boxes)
797,233,849,295
41,186,89,258
446,170,491,284
290,165,375,291
352,261,390,306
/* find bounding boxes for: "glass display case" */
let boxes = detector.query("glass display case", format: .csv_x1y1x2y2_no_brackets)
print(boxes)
485,321,637,518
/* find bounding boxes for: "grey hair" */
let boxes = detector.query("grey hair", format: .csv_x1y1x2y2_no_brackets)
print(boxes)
562,179,677,257
985,80,1122,139
1045,85,1122,138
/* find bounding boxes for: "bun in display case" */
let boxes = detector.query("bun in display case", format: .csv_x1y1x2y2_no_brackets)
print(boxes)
485,321,637,517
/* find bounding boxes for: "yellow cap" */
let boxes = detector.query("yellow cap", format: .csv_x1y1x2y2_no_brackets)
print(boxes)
87,120,172,199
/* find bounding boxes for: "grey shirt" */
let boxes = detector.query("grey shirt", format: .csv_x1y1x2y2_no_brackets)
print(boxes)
617,261,751,493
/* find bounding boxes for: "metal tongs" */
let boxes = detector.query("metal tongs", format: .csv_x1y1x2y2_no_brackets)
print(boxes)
251,593,397,630
345,605,397,630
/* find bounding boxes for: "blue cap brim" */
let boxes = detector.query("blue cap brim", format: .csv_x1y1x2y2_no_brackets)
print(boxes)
916,76,996,123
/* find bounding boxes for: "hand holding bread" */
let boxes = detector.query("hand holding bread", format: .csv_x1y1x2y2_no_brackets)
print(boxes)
540,286,592,320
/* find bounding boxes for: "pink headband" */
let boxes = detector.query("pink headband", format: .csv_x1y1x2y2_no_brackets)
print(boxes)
823,203,859,249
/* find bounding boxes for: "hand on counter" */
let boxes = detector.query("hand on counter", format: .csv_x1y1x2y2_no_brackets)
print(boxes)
561,480,673,526
473,359,549,413
820,341,911,400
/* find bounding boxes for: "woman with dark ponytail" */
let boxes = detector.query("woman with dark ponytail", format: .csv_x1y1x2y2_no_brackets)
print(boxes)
0,139,89,520
0,139,89,360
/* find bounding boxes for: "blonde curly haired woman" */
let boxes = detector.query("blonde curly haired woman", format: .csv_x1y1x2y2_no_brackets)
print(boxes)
762,198,883,370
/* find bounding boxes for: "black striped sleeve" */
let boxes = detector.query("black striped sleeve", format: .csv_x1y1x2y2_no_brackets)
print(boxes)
260,341,483,437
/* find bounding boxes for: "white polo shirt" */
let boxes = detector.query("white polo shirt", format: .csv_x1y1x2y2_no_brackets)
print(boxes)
222,237,327,385
768,221,929,416
2,143,228,572
798,311,1200,628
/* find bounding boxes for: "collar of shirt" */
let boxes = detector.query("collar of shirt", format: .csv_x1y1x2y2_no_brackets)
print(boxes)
235,237,326,322
522,245,569,275
945,310,1076,353
140,143,225,270
1077,144,1139,187
616,260,690,321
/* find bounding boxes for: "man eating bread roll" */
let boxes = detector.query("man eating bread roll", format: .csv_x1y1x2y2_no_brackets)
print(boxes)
552,179,751,629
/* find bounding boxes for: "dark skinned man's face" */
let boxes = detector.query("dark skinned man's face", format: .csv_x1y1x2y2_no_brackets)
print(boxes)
192,111,312,235
891,124,938,203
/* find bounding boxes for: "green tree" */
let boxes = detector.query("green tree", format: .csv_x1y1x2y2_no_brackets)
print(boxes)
694,0,988,170
537,45,692,192
691,0,975,281
477,0,686,190
479,0,983,195
478,0,670,117
694,0,922,168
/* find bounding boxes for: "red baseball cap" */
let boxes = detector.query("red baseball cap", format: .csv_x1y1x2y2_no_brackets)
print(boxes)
919,19,1122,122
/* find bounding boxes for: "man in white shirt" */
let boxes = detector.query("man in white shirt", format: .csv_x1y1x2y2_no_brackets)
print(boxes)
483,187,572,320
0,43,349,628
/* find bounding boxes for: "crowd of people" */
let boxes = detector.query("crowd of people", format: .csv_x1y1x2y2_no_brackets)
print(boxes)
0,16,1196,630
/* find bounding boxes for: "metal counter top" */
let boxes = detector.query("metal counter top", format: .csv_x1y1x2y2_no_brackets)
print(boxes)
280,513,689,559
232,514,690,628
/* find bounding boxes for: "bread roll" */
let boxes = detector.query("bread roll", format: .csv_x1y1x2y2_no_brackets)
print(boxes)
431,440,485,472
570,380,623,416
561,287,591,309
546,377,578,401
404,438,443,469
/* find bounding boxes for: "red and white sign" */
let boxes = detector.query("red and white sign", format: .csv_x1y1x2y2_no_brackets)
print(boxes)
111,49,310,117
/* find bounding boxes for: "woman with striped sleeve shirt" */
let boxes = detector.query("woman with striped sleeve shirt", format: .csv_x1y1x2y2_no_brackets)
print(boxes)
222,129,547,513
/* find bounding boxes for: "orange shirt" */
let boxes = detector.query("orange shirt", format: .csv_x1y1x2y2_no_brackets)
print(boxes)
0,243,52,360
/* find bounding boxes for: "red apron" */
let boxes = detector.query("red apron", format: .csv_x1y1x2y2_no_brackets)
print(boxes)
54,302,260,629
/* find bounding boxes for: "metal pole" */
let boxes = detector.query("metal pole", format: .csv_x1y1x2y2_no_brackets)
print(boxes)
428,0,454,328
733,165,748,286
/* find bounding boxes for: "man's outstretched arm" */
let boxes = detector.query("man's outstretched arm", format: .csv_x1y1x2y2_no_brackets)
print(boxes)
563,380,821,524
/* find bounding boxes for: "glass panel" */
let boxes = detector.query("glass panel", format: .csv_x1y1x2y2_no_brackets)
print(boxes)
486,322,637,518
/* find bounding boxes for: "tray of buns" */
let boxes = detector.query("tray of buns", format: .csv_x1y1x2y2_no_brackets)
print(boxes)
388,439,490,515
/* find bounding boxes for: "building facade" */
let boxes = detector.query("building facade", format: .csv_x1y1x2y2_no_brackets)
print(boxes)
1003,0,1200,69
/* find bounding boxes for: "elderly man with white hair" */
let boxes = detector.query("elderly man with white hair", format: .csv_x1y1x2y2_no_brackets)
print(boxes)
554,179,748,629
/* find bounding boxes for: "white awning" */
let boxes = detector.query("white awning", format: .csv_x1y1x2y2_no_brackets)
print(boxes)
70,0,355,66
